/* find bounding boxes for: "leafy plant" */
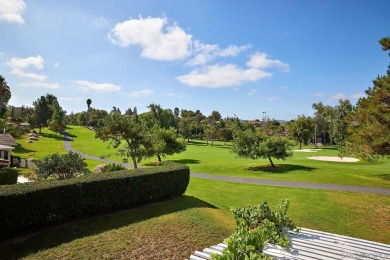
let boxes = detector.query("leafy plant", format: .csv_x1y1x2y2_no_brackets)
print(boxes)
212,199,299,259
101,163,127,172
35,151,90,180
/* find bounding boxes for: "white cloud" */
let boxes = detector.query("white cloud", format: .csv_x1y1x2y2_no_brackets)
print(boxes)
188,41,251,66
219,44,252,57
125,89,154,97
313,92,325,97
268,97,277,101
54,62,60,68
0,0,26,24
20,82,60,89
247,52,290,72
7,55,47,80
350,93,364,99
177,64,271,88
8,55,44,70
247,89,258,95
331,93,347,99
109,16,192,61
74,80,121,92
165,92,177,97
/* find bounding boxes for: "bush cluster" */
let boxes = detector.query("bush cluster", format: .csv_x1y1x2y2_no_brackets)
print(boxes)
101,163,127,172
35,151,90,180
0,163,190,240
0,168,18,185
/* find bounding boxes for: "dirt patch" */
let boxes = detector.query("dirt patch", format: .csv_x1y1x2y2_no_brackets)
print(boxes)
308,156,359,162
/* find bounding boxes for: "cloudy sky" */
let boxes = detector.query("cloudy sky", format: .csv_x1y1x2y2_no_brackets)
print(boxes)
1,0,389,120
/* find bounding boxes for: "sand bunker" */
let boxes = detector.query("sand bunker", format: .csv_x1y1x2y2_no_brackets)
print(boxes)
294,149,322,152
308,156,359,162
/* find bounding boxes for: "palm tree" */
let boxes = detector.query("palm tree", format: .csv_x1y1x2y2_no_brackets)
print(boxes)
86,99,92,127
86,99,92,111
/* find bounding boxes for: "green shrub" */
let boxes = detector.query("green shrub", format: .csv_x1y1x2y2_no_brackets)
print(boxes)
101,163,127,172
35,151,90,180
0,163,189,240
212,199,299,260
0,168,18,185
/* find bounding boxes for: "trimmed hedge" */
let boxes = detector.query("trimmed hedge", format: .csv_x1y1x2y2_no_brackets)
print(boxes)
0,163,190,240
0,168,18,185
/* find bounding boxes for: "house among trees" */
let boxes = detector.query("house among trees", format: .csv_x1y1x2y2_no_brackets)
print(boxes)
0,133,17,167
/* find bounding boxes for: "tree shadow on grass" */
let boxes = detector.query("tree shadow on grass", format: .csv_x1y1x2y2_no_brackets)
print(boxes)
13,144,36,154
246,164,316,174
187,140,207,146
0,195,217,259
40,132,65,141
169,159,201,164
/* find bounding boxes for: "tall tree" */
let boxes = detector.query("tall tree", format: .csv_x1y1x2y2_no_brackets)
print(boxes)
344,37,390,160
48,103,66,135
32,94,62,133
0,75,11,119
312,102,334,144
289,115,315,149
330,99,353,149
96,113,147,169
86,98,92,127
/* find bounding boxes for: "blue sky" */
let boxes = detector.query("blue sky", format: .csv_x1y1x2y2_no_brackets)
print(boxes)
1,0,389,120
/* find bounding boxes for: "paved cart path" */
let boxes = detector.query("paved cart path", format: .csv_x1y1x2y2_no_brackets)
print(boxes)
63,132,390,195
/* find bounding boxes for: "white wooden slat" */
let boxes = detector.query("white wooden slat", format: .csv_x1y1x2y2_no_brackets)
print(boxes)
189,254,206,260
193,250,212,259
299,228,390,253
289,236,385,259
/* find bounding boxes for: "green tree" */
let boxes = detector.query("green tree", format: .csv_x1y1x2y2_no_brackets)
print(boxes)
344,37,390,160
0,75,11,119
95,112,147,169
330,99,353,149
204,111,222,147
148,126,186,162
48,104,66,135
88,108,108,127
178,116,193,142
289,115,315,149
312,102,334,144
142,104,186,161
231,130,294,167
32,94,61,133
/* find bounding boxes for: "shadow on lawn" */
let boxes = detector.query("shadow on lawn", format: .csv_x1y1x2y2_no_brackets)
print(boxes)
169,159,201,164
0,195,217,259
247,164,316,174
13,144,36,154
40,132,65,141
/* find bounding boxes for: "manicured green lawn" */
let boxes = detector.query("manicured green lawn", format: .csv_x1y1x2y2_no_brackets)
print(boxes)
67,125,390,188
